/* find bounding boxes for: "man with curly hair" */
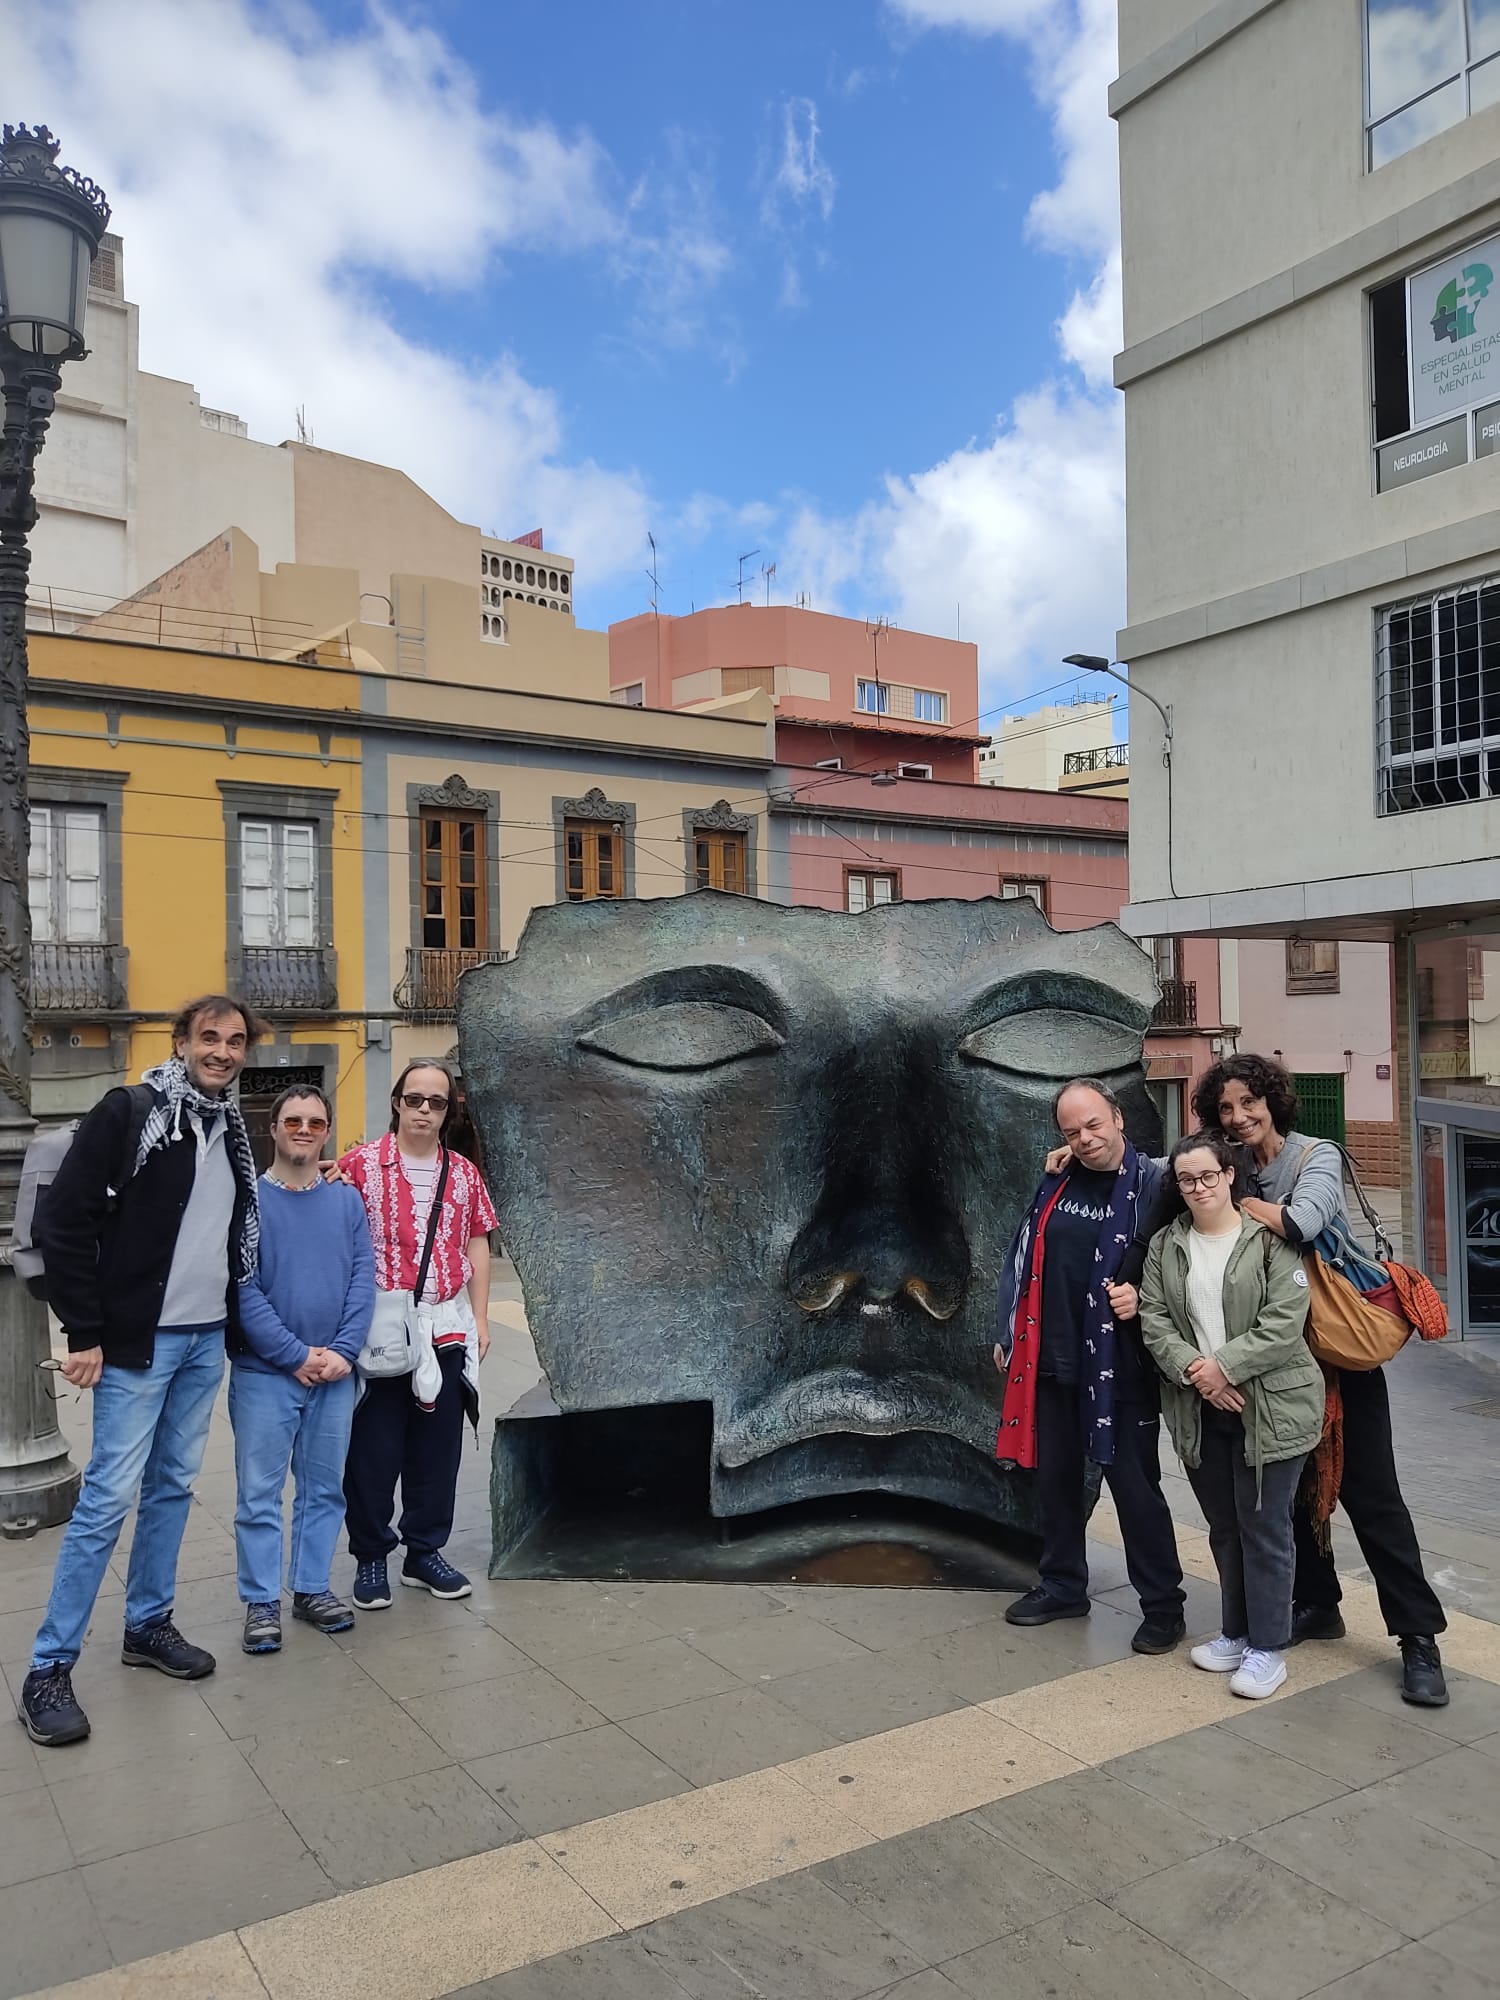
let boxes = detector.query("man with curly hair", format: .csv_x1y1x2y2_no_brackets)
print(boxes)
1192,1053,1448,1707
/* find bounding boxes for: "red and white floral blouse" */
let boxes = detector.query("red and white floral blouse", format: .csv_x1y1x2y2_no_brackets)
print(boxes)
339,1135,496,1320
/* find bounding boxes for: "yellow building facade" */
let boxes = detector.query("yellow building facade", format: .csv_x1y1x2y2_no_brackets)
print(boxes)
26,552,774,1157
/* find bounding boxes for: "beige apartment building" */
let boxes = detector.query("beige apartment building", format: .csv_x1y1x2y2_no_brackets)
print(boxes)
29,233,574,643
1114,0,1500,1332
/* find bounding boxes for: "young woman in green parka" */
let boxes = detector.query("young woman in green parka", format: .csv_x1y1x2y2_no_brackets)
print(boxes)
1139,1130,1324,1701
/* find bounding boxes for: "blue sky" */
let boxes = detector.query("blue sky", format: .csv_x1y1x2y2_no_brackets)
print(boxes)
14,0,1126,715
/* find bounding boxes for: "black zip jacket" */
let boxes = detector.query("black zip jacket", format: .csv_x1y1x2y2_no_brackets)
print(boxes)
36,1085,249,1367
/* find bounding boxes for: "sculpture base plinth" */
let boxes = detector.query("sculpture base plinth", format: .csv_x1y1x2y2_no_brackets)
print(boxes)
490,1397,1041,1590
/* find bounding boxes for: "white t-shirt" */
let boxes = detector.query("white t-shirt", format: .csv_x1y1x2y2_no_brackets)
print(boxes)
1185,1223,1243,1357
399,1150,443,1305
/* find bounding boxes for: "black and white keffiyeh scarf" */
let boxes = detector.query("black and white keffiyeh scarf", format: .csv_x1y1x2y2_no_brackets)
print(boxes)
136,1057,260,1277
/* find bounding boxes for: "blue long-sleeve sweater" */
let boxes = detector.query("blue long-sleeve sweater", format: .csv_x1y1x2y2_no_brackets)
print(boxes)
233,1178,375,1374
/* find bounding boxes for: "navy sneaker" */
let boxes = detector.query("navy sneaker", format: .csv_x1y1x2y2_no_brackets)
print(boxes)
19,1664,90,1747
121,1618,215,1679
400,1550,471,1599
242,1602,282,1654
352,1558,392,1610
293,1590,355,1634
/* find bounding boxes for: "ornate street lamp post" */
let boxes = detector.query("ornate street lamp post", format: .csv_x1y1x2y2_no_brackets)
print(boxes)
0,126,110,1533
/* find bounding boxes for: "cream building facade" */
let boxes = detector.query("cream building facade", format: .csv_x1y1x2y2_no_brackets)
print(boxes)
29,234,574,647
977,695,1116,790
1114,0,1500,1331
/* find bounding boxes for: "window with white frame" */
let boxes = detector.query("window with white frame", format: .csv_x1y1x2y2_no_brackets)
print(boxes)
845,868,900,912
1365,0,1500,168
897,761,933,780
911,689,947,722
1376,574,1500,813
240,821,317,945
29,805,104,943
1001,875,1051,916
855,678,890,715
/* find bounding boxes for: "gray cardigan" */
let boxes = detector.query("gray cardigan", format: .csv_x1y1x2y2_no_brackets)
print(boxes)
1250,1131,1350,1246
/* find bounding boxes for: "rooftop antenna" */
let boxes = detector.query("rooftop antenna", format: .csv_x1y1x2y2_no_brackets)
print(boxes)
735,548,760,605
295,404,312,445
795,589,810,609
645,532,661,616
865,615,891,724
761,560,777,606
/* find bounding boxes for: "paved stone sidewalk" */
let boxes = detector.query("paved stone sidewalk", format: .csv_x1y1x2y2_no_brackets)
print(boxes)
0,1301,1496,2000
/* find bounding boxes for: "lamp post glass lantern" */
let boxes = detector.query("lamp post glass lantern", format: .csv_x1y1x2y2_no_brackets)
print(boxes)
0,124,109,1533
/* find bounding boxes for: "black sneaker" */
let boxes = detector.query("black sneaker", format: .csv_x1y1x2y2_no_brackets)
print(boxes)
121,1618,216,1679
1132,1614,1188,1655
1289,1604,1346,1646
18,1664,90,1747
242,1602,282,1654
400,1550,472,1599
293,1590,355,1634
1004,1586,1089,1627
352,1558,392,1610
1399,1635,1449,1708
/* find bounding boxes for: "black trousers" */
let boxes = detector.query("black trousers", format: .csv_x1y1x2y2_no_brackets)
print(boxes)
1292,1364,1446,1638
344,1347,467,1562
1036,1377,1185,1620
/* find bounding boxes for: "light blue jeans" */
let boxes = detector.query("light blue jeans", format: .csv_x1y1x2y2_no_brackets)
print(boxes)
31,1329,226,1670
228,1363,356,1602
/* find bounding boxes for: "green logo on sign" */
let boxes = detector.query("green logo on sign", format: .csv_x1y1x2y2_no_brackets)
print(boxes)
1431,262,1494,345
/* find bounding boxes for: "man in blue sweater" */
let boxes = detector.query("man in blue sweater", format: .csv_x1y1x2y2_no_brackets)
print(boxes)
229,1086,374,1654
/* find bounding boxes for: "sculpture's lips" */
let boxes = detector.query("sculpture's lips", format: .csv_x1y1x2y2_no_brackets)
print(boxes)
716,1367,997,1467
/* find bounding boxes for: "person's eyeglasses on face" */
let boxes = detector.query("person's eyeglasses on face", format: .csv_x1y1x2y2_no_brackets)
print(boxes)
1176,1169,1226,1192
281,1116,329,1134
400,1093,449,1112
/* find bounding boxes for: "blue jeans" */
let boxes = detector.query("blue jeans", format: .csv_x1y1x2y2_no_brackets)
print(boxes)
32,1329,226,1670
229,1364,356,1602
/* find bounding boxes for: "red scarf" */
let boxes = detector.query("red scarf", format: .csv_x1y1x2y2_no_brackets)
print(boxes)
995,1181,1066,1470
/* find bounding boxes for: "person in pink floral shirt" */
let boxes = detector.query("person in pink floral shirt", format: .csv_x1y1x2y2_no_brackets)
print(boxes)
340,1059,495,1609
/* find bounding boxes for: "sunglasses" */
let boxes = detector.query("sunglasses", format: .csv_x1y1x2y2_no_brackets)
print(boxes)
399,1093,450,1113
1176,1169,1227,1192
281,1116,329,1134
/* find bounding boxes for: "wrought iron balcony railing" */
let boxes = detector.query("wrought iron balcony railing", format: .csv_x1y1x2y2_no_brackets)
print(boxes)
1152,977,1198,1029
30,941,129,1014
240,946,338,1013
394,947,508,1023
1062,743,1130,774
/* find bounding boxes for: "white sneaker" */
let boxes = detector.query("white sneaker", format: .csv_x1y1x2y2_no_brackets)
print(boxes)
1190,1634,1249,1673
1230,1648,1288,1700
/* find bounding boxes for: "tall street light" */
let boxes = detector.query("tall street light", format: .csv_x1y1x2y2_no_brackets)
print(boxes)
0,125,110,1534
1063,653,1178,901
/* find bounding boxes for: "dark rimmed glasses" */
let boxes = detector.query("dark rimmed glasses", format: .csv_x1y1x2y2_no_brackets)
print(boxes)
1176,1169,1227,1193
399,1093,450,1113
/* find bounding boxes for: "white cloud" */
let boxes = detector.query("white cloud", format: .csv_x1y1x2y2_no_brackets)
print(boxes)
763,98,838,225
785,386,1125,699
8,0,677,599
782,0,1125,699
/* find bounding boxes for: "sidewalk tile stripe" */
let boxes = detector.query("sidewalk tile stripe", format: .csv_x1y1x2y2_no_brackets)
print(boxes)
780,1704,1082,1838
536,1766,868,1930
238,1842,616,2000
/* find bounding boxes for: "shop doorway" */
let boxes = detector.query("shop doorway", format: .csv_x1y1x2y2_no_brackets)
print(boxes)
1293,1072,1346,1146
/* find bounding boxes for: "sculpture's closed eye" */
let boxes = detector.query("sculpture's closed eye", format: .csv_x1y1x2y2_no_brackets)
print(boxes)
961,1007,1140,1079
578,1001,785,1072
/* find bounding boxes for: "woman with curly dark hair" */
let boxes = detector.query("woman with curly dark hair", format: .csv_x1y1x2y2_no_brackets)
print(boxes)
1192,1052,1448,1707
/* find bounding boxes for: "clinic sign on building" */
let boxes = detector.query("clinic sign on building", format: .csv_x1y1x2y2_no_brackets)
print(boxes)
1409,232,1500,430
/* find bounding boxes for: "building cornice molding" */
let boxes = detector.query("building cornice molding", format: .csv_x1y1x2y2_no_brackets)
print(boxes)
1110,0,1283,119
1115,169,1500,390
1118,504,1500,660
1124,852,1500,940
29,677,774,772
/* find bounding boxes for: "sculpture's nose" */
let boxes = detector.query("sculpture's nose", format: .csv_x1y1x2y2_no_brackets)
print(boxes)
785,1028,970,1322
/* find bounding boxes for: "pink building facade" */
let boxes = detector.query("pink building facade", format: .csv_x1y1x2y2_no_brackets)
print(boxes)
608,605,1231,1141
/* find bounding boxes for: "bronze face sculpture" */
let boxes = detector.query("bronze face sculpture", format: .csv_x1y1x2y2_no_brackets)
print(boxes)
459,893,1159,1539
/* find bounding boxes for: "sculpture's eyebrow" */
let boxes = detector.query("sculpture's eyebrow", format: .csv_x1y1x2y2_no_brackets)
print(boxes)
958,973,1147,1037
571,963,788,1036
